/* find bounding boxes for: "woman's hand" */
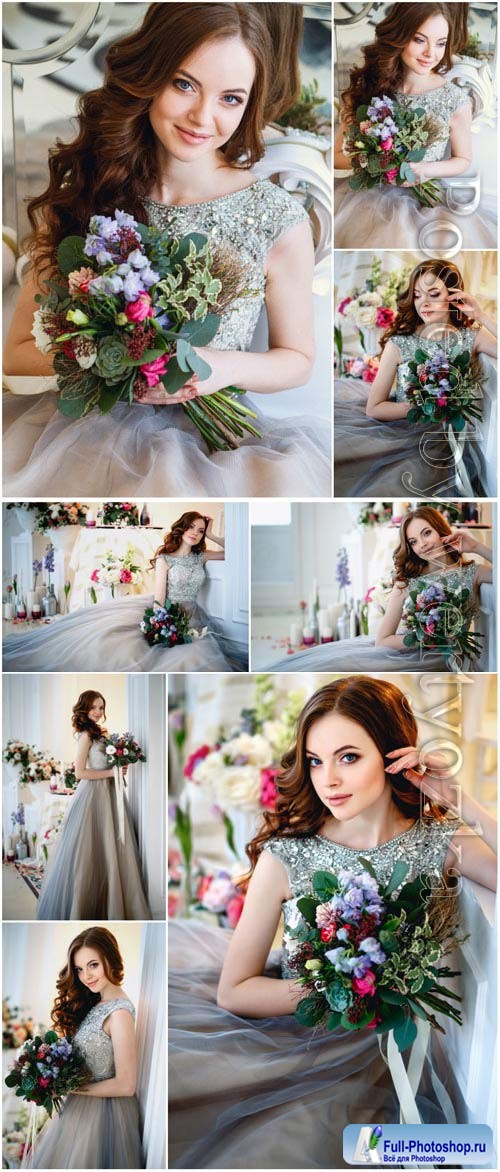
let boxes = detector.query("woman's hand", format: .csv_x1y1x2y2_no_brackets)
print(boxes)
204,516,214,538
133,379,200,406
402,161,429,187
447,289,482,321
385,746,459,810
442,528,479,555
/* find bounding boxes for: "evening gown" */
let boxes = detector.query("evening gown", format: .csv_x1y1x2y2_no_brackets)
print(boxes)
169,816,462,1169
33,998,143,1169
334,81,496,248
36,735,151,920
3,180,330,497
3,553,246,672
266,563,480,674
334,326,487,497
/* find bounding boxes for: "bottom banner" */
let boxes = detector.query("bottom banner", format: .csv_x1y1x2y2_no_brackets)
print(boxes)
344,1124,494,1167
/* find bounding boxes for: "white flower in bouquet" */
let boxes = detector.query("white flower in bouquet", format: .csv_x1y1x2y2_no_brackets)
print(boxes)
193,750,224,785
358,291,383,307
200,876,235,913
105,745,117,757
224,732,272,766
214,765,262,808
261,719,285,752
31,309,52,354
355,305,378,327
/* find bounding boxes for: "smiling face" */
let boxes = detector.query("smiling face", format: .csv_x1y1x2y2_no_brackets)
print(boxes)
149,36,256,160
413,271,451,326
401,13,449,75
405,516,445,561
87,695,105,724
73,947,108,994
182,517,207,547
305,712,389,823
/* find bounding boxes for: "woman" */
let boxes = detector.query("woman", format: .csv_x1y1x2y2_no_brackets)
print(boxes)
3,512,247,672
3,3,330,498
264,506,493,673
169,676,496,1167
33,927,143,1169
36,692,151,920
334,3,497,249
334,259,497,497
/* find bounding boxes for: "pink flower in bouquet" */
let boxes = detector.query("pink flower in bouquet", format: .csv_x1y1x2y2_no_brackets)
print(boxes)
425,620,436,635
37,1076,51,1088
125,293,154,323
353,970,377,996
381,136,393,151
183,744,212,780
68,266,96,296
362,366,377,383
120,569,133,583
227,893,245,928
436,395,447,407
90,569,99,582
140,355,169,387
366,1016,378,1029
338,296,353,316
375,306,395,328
260,766,280,810
320,925,335,943
201,875,234,913
385,168,398,183
346,357,365,378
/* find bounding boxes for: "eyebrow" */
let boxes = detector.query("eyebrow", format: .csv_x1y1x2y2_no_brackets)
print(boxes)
177,69,249,95
306,744,360,757
415,283,440,292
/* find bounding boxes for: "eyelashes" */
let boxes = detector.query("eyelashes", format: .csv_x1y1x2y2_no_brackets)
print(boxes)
173,78,243,105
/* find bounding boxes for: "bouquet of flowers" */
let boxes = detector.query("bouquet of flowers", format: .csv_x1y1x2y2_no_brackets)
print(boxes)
33,209,261,452
61,764,79,791
5,1031,90,1116
195,870,246,928
184,675,305,812
344,355,380,382
89,544,144,601
402,577,483,662
344,95,444,207
140,601,196,648
103,733,147,765
287,861,463,1054
403,345,483,431
18,756,61,787
3,999,36,1050
3,741,42,769
101,502,139,526
32,503,88,532
358,503,393,527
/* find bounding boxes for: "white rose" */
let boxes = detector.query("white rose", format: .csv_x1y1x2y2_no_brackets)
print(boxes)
226,733,272,766
214,765,261,807
359,291,382,307
342,299,358,318
105,745,116,756
123,748,129,755
31,309,53,354
194,750,223,785
355,305,378,327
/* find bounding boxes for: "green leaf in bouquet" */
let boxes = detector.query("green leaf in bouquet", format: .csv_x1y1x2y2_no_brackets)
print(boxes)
312,870,339,900
407,997,430,1021
296,895,320,926
383,859,409,898
178,314,220,346
44,1030,58,1044
327,1011,342,1030
340,1009,375,1031
379,988,406,1005
98,382,128,414
356,104,369,120
406,408,421,423
356,856,378,881
57,235,87,276
295,995,325,1027
451,415,466,431
174,232,210,263
127,346,167,367
175,337,192,374
379,930,399,953
403,632,417,647
326,979,352,1012
187,350,212,381
414,349,428,363
348,175,366,191
161,356,193,395
193,300,208,321
375,1007,406,1033
22,1074,37,1093
366,155,383,177
43,1096,54,1117
399,161,417,184
393,1015,418,1052
406,147,426,162
423,400,436,415
5,1071,21,1088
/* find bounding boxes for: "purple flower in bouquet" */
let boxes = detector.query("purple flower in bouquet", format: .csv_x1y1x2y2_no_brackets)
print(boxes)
336,546,351,592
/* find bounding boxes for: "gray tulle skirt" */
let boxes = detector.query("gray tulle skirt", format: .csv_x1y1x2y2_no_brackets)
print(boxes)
334,376,485,498
2,593,247,673
334,178,497,250
33,1091,143,1169
2,391,331,498
169,920,451,1169
36,778,151,920
264,634,458,673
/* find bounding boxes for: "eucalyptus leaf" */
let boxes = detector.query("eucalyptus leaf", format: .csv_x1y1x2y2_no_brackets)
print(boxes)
57,235,87,276
178,314,220,346
393,1016,418,1053
296,895,319,927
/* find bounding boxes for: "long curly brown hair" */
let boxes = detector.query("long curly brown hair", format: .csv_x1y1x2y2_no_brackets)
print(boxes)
150,511,207,568
51,927,124,1037
341,3,453,122
24,2,277,283
247,676,446,873
253,3,303,123
392,506,467,584
72,690,107,742
380,260,474,351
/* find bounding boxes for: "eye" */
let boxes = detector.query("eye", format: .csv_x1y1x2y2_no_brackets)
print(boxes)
339,752,359,765
307,756,322,769
174,78,194,93
222,94,243,106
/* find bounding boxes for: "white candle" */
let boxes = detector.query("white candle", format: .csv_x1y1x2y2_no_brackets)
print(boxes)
320,626,333,641
290,623,302,647
303,625,313,640
318,608,329,629
3,603,13,619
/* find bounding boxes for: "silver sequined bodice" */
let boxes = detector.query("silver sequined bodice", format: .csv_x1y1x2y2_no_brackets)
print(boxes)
394,81,471,162
73,998,135,1081
162,552,206,604
266,817,461,977
82,736,108,770
143,180,309,350
392,327,478,402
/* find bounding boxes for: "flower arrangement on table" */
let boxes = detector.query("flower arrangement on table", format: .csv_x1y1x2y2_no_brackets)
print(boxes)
101,502,139,527
17,756,61,787
89,544,144,601
5,1032,90,1117
344,354,380,382
403,345,483,431
32,208,261,452
168,807,247,924
287,861,463,1054
358,502,393,527
344,94,444,207
3,1102,48,1168
33,503,88,532
194,870,247,928
184,675,305,814
335,256,413,367
402,578,483,664
3,999,37,1050
3,741,42,769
